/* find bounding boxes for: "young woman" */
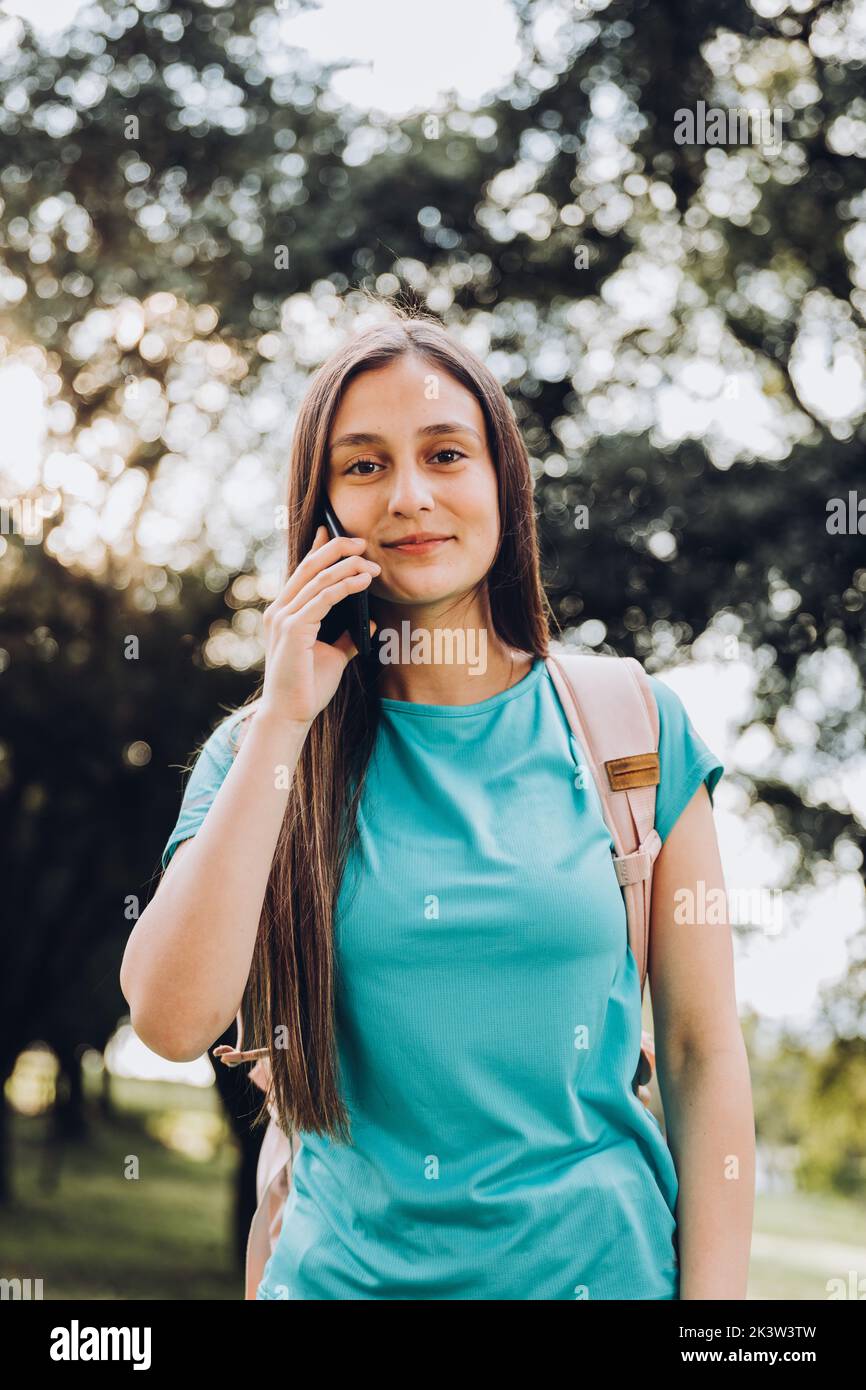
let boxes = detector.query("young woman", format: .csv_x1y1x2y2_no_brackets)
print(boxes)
120,307,755,1301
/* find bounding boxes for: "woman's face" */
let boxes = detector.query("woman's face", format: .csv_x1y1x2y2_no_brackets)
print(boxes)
325,354,501,614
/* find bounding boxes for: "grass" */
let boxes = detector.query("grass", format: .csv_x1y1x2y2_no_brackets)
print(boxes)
746,1192,866,1301
4,1074,241,1300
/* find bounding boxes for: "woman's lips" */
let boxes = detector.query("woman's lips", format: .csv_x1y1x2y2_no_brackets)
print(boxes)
387,537,454,555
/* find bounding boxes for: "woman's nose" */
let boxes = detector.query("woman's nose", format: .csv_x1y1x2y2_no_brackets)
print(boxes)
385,478,436,515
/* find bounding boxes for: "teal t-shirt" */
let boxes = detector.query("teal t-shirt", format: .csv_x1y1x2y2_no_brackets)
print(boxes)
161,658,724,1300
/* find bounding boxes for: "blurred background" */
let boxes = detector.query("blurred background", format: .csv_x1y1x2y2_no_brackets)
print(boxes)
1,0,865,1300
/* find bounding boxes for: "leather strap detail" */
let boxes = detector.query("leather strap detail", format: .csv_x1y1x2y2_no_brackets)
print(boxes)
605,751,660,791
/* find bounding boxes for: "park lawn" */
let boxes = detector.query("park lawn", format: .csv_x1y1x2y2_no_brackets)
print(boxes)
746,1191,866,1301
5,1074,241,1300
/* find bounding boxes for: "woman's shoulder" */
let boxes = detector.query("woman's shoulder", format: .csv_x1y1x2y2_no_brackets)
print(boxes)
642,672,725,838
216,700,261,756
643,672,711,747
644,672,683,722
197,698,261,767
160,699,262,872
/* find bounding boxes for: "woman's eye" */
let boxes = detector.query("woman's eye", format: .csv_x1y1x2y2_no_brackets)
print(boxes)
346,449,465,475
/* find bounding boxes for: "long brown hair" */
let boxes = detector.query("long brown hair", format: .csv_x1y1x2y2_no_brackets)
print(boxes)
230,302,554,1143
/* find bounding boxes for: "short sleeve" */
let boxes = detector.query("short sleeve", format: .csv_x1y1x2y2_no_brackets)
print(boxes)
646,675,724,846
160,710,247,870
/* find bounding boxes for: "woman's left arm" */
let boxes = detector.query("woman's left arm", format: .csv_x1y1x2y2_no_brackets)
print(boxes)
648,780,755,1300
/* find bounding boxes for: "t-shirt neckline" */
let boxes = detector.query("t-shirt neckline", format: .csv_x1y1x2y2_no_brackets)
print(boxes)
378,656,545,718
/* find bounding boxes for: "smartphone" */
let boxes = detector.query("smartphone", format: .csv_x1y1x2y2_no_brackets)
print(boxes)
317,499,373,659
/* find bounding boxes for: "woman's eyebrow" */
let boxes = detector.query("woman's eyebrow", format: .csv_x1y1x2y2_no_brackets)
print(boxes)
329,421,483,452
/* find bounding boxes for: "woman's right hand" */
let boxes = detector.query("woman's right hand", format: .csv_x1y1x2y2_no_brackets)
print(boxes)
258,525,380,728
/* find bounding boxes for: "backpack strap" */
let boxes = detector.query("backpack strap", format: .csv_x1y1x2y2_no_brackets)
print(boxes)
214,1012,296,1299
545,651,661,997
213,1009,270,1091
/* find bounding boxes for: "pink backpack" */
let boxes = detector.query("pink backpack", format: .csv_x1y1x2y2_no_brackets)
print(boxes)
214,650,663,1299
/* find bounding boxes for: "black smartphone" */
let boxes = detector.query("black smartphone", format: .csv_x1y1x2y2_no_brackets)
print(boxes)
317,499,373,659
